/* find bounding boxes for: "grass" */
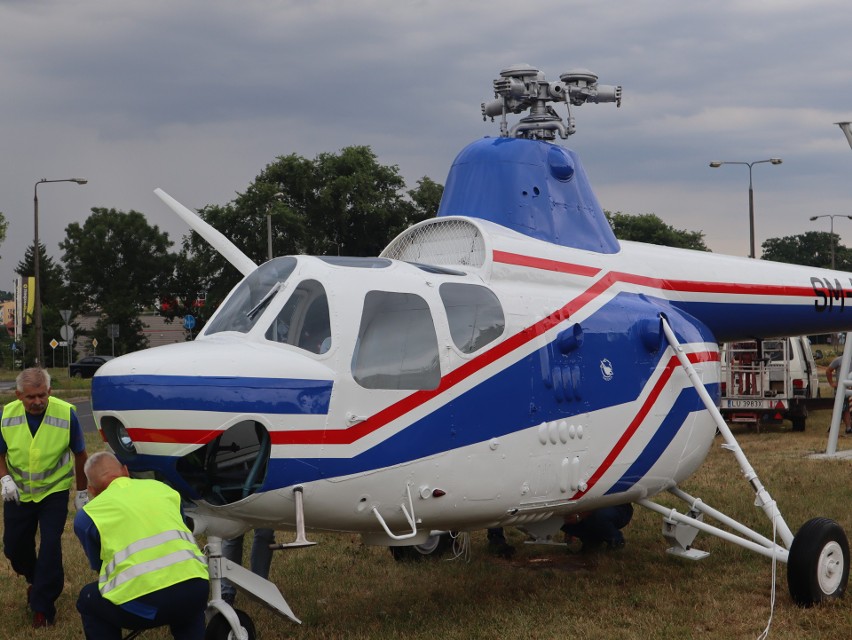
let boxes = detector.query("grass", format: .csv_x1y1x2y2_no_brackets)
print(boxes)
2,404,852,638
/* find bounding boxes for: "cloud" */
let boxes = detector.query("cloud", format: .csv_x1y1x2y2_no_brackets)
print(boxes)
1,0,852,289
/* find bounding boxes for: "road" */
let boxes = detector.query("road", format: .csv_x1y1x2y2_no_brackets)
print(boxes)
75,398,96,433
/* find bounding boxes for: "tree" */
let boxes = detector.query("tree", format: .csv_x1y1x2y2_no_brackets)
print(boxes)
605,211,709,251
61,208,175,355
408,176,444,222
174,146,437,320
15,243,67,367
0,210,7,251
761,231,849,269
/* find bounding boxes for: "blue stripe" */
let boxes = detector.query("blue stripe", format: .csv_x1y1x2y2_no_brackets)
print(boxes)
604,383,719,496
674,301,852,343
92,375,332,415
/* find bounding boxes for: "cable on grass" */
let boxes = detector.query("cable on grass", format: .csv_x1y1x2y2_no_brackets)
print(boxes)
447,531,471,562
756,514,778,640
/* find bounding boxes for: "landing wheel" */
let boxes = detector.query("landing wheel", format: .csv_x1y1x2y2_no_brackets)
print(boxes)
787,517,849,606
390,532,453,561
205,609,256,640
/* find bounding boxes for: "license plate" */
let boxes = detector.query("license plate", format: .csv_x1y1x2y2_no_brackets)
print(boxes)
722,399,772,409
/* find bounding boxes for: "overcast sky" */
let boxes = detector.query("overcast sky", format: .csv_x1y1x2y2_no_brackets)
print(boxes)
2,0,852,291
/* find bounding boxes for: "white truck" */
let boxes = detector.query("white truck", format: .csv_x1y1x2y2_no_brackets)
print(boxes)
719,336,820,431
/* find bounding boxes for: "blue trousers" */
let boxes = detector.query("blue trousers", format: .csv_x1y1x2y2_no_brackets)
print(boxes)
2,489,68,621
221,528,274,600
77,578,208,640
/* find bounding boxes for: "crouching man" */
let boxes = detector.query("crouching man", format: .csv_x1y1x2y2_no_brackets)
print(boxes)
74,451,209,640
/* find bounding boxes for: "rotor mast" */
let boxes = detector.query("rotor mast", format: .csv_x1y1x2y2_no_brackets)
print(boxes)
481,64,622,140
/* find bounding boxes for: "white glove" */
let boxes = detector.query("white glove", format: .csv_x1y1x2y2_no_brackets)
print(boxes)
74,489,90,511
1,475,20,504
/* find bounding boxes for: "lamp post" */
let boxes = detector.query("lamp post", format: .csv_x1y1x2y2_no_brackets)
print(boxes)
266,192,284,261
809,214,852,270
33,177,88,367
709,158,783,259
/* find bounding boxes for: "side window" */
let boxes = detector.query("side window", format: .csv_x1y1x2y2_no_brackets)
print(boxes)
352,291,440,390
439,283,505,354
265,280,331,355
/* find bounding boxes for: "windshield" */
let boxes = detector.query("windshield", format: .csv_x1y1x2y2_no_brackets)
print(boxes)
205,257,298,335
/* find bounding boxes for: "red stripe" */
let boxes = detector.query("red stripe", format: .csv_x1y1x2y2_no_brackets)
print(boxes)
494,251,815,299
569,350,718,500
127,260,734,448
493,250,601,277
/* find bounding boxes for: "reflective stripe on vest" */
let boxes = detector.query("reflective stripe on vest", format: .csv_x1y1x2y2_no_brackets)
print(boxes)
99,547,206,596
101,529,197,580
6,451,72,495
0,398,75,502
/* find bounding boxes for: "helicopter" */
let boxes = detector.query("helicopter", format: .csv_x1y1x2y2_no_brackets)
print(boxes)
91,65,849,636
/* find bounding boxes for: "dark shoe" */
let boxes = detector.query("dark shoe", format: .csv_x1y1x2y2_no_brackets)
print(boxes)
488,540,516,559
32,612,53,628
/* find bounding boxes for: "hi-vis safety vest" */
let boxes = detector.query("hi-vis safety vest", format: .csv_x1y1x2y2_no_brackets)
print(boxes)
1,397,75,502
83,476,208,605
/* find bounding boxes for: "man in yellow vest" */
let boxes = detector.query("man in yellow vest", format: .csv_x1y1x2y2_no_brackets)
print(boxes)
0,367,89,628
74,451,209,639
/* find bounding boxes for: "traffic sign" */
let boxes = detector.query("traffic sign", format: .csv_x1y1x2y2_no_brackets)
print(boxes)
50,339,58,349
60,325,75,341
184,315,196,330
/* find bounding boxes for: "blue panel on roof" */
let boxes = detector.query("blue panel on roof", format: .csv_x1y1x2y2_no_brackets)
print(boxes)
437,137,620,254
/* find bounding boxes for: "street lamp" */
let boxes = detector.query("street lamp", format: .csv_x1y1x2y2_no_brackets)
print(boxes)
709,158,783,259
809,214,852,270
33,177,88,366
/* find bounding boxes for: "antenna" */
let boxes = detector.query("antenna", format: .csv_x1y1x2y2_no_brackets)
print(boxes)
481,64,621,140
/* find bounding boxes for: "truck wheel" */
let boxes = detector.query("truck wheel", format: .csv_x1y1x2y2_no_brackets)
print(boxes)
389,533,453,561
787,518,849,607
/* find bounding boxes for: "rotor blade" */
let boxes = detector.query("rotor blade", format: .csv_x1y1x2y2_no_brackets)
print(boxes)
837,122,852,151
154,188,257,277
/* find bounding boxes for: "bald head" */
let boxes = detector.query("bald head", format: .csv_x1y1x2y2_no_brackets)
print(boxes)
84,451,129,498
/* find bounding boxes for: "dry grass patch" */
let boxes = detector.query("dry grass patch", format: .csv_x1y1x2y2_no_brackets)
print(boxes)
2,415,852,638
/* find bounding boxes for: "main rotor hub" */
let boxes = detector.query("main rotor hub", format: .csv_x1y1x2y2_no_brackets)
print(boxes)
481,64,622,140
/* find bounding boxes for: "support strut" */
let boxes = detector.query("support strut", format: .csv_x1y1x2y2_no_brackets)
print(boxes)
659,316,794,548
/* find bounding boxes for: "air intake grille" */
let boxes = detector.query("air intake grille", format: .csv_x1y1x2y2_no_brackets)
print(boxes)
381,219,486,268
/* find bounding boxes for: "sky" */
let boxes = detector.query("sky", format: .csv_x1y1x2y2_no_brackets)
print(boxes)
2,0,852,291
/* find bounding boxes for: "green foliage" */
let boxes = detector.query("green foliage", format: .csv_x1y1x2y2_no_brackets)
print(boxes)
60,208,175,355
0,210,7,248
605,210,709,251
761,230,850,268
14,243,67,367
175,146,437,321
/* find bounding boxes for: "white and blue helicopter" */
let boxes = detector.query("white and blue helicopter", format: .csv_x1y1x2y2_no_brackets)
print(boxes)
92,65,850,634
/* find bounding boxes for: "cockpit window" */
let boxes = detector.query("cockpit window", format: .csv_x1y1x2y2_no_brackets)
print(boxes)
205,258,297,335
265,280,331,355
352,291,440,390
439,283,505,354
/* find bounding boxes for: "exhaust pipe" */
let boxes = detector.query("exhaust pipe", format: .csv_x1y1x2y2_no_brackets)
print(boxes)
837,122,852,150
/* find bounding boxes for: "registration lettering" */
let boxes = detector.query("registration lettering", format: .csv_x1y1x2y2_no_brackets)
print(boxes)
811,276,852,312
